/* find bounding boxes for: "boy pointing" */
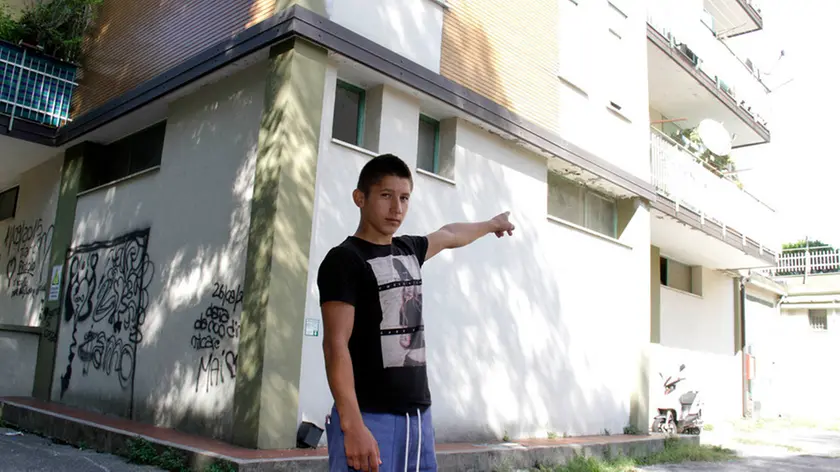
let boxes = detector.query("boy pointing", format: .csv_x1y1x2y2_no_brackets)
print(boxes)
318,154,515,471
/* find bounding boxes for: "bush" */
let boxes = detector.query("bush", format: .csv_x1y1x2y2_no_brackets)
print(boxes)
0,0,102,62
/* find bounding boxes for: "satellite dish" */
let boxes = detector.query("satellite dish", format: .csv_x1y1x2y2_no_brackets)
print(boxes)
697,119,732,156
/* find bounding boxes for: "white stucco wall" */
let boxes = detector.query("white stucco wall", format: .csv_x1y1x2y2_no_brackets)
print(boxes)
0,154,62,399
50,62,263,440
327,0,444,73
298,72,652,442
556,0,650,181
743,287,782,419
0,330,39,396
0,156,63,327
770,308,840,419
657,268,742,423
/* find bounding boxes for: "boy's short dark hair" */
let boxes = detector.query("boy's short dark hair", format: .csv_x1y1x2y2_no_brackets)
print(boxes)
357,154,413,195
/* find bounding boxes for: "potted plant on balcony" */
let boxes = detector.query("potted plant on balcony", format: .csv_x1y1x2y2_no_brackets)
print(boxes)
674,127,743,187
0,0,100,127
0,0,102,64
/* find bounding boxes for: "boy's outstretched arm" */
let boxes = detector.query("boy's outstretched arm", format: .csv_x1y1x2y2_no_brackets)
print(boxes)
425,211,515,261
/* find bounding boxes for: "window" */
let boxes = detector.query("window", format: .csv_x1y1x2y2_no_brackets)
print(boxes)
332,80,366,146
417,115,440,174
809,309,828,331
660,257,702,295
607,1,629,112
607,1,627,39
0,186,19,221
547,172,617,238
80,121,166,193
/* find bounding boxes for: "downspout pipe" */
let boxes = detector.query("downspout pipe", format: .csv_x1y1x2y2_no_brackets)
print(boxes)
739,276,748,418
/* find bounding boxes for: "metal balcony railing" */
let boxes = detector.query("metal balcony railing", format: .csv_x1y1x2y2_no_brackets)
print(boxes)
649,127,777,250
0,41,77,129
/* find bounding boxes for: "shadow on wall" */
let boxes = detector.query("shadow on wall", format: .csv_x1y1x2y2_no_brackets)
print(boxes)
53,62,264,441
298,15,636,442
411,130,630,441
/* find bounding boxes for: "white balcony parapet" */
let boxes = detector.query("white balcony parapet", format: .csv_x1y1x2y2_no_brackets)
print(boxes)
647,3,769,128
649,127,777,251
763,247,840,277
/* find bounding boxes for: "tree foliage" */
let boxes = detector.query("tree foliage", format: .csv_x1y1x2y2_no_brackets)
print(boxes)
0,0,102,63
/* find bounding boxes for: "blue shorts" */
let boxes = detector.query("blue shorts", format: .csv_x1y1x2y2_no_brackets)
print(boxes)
326,405,438,472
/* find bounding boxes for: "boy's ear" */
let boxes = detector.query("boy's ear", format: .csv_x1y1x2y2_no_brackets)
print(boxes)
352,188,365,209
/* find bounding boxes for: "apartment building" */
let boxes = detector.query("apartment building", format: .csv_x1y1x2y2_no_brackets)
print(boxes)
0,0,775,449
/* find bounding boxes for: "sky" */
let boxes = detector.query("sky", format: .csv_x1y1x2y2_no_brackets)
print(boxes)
729,0,840,247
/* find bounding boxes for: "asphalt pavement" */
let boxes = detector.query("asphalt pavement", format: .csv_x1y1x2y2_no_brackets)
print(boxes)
642,424,840,472
0,427,161,472
4,423,840,471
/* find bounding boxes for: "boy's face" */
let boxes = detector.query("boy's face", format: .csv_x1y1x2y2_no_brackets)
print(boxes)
355,175,412,236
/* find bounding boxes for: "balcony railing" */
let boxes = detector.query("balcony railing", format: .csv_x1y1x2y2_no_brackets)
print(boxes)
649,127,777,250
647,8,769,129
763,247,840,277
0,41,77,129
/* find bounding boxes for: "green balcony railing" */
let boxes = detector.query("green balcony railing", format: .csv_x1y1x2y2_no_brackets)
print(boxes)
0,41,77,129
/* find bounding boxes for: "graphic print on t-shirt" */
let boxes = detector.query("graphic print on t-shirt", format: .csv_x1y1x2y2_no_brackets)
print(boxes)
366,254,425,368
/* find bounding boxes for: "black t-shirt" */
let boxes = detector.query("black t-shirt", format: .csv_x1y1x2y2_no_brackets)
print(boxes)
317,235,430,414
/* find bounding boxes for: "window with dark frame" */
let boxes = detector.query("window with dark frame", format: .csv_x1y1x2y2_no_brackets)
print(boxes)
417,115,440,174
809,309,828,331
79,121,166,193
548,173,585,227
660,256,698,295
547,172,617,238
0,186,19,221
332,80,366,146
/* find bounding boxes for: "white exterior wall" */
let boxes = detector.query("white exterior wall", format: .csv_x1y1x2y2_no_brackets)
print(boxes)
0,156,63,326
0,154,62,397
0,330,39,396
298,70,652,442
556,0,650,181
771,308,840,419
50,62,263,440
327,0,444,73
744,287,782,419
657,268,742,423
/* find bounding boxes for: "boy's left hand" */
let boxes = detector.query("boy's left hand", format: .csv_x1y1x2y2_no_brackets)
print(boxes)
490,212,515,238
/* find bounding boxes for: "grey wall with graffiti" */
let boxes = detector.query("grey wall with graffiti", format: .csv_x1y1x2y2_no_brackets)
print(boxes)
0,156,62,397
51,62,263,441
0,156,62,326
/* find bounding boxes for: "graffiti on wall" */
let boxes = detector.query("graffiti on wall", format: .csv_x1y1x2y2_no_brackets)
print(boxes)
2,219,54,298
192,282,242,392
59,229,154,400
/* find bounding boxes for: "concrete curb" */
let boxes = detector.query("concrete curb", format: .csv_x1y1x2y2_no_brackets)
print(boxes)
1,399,699,471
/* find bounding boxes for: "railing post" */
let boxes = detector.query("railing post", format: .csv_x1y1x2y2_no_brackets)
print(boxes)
8,47,27,132
805,244,811,280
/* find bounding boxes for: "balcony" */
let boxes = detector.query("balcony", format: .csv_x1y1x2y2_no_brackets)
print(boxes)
764,247,840,278
703,0,763,38
647,4,770,148
649,127,777,268
0,41,77,131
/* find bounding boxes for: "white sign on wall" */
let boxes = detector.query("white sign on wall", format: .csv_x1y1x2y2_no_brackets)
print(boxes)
48,265,62,301
304,318,321,337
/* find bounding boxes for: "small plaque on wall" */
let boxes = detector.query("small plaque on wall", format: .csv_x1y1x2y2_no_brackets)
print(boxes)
304,318,321,337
